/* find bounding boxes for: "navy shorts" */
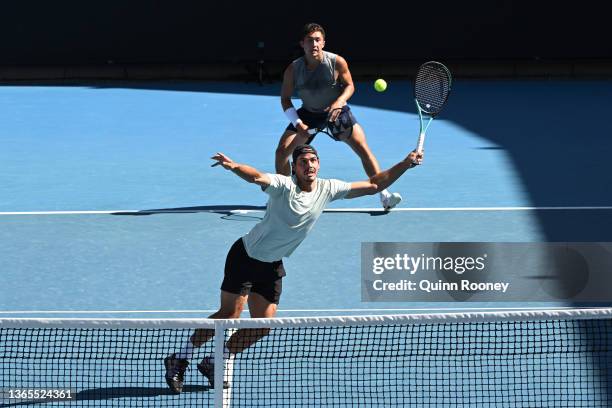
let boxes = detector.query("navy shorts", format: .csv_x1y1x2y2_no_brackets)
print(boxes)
286,105,358,142
221,238,286,304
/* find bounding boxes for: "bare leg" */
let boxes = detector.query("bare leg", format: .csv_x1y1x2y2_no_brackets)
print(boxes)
343,124,381,177
226,292,277,354
191,291,247,347
344,124,402,208
165,291,248,393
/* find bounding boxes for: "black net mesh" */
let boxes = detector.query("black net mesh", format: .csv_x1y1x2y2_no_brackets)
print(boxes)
2,313,612,407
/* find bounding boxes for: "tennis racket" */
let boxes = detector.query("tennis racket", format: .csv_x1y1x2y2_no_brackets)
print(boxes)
307,107,354,141
414,61,452,153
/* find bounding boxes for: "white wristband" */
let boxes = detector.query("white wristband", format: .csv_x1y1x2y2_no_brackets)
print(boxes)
284,107,302,127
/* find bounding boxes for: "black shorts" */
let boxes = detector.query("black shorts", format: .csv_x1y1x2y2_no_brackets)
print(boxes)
221,238,286,304
286,105,358,142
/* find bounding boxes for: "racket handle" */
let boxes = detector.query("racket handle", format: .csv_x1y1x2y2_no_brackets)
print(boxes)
307,128,317,135
416,132,426,153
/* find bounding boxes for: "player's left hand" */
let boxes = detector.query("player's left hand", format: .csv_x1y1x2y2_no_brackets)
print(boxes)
325,101,345,122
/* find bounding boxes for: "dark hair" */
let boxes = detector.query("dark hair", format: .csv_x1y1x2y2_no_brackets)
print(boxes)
301,23,325,40
292,144,319,163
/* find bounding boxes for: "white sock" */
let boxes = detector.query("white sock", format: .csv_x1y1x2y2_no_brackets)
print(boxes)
177,340,195,360
380,189,391,199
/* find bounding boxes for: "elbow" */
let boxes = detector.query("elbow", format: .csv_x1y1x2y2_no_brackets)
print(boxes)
252,174,266,185
344,84,355,96
366,179,381,194
280,97,292,109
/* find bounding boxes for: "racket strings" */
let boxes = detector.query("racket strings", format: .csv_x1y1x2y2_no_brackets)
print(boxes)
327,107,353,139
415,64,451,115
328,108,347,130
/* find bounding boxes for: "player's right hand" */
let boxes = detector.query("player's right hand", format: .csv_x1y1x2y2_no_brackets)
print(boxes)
408,150,424,167
296,123,311,141
211,152,235,169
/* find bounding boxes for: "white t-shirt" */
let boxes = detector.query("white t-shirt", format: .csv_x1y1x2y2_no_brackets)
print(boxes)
242,174,351,262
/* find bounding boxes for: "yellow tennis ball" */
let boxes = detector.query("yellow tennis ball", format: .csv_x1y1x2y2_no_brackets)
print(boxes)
374,78,387,92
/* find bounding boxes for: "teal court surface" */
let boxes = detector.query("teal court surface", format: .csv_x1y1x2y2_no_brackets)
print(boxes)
1,80,612,406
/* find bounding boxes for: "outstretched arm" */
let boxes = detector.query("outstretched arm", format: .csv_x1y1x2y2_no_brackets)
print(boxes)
345,150,422,199
211,152,271,187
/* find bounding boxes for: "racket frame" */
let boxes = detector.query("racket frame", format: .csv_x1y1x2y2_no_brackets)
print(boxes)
413,61,452,153
307,107,352,140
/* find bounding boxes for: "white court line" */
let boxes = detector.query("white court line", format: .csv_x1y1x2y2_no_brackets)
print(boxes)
0,210,136,215
323,206,612,212
1,206,612,216
0,306,596,315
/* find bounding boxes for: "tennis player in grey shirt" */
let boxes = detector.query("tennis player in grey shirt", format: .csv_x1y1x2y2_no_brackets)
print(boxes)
164,144,423,393
277,23,404,211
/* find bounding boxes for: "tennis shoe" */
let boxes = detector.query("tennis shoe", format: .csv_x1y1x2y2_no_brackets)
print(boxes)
164,354,189,394
198,356,230,389
381,192,402,210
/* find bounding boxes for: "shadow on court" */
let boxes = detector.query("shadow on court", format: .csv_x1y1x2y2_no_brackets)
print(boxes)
6,79,611,243
4,81,612,239
111,204,392,218
441,80,612,241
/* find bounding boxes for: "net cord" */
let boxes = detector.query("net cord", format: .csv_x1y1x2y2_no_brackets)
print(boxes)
1,308,611,329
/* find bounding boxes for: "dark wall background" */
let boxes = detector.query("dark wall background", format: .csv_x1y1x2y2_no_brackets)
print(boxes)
1,1,611,66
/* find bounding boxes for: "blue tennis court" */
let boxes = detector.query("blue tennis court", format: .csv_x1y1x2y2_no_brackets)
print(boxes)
2,80,612,407
2,2,612,405
1,80,612,316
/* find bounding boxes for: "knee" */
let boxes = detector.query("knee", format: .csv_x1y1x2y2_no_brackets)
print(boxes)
225,307,243,319
214,305,244,319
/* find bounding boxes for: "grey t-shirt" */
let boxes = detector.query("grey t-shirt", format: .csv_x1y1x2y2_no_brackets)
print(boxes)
292,51,344,113
242,174,351,262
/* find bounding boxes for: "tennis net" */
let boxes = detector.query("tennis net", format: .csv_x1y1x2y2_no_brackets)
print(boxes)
1,308,612,407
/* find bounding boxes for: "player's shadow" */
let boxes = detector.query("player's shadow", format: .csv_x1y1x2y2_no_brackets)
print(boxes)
111,204,266,221
111,204,392,219
19,79,610,240
0,385,209,407
6,78,611,238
